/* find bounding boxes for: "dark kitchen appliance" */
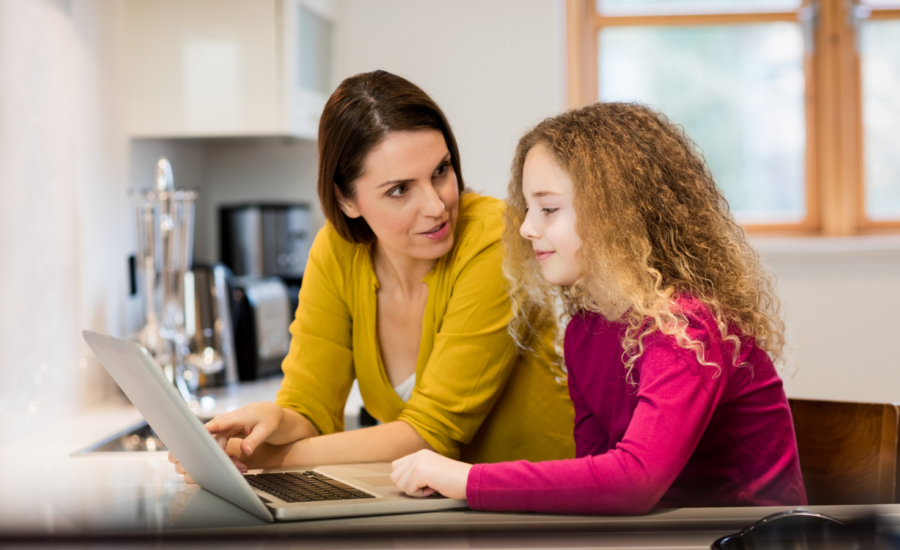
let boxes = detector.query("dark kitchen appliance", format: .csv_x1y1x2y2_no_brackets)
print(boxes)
219,203,312,287
219,203,309,380
229,276,292,381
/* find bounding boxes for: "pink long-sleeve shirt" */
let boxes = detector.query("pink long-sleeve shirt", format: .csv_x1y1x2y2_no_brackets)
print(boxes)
466,298,807,514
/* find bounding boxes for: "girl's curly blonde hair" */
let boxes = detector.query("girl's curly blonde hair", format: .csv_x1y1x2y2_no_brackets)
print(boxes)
503,102,785,381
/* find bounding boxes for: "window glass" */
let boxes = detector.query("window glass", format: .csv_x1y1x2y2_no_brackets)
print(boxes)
597,0,801,16
860,19,900,220
859,0,900,7
598,23,807,223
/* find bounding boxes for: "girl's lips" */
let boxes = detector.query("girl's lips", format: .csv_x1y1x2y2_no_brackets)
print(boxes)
535,250,554,262
420,221,449,241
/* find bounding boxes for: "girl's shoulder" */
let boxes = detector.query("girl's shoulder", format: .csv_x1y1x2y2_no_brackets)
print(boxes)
672,295,717,332
644,295,761,373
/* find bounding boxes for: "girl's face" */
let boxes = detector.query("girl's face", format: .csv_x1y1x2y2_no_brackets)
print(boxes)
337,130,460,262
519,145,582,286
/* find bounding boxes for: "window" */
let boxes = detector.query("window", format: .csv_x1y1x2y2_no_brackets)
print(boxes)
567,0,900,235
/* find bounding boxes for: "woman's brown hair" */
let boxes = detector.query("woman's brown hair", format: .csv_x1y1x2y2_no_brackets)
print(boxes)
503,102,785,380
317,70,465,244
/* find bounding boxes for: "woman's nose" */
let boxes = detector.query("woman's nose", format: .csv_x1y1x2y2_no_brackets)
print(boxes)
421,186,446,217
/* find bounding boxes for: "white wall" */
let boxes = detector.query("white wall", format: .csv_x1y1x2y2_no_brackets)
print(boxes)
758,239,900,404
0,0,129,442
334,0,567,199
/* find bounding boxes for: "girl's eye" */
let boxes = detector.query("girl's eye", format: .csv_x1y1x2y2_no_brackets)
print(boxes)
387,184,409,197
542,208,558,214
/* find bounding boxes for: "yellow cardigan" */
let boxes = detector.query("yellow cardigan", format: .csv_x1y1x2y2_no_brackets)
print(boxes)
275,193,575,463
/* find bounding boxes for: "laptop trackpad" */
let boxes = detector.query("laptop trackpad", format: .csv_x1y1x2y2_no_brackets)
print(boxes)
353,475,395,487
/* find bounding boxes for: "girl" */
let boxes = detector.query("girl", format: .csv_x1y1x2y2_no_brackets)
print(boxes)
390,102,807,514
170,71,574,479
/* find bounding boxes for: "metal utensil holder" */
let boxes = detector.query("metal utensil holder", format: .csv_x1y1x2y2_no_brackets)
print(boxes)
133,157,200,408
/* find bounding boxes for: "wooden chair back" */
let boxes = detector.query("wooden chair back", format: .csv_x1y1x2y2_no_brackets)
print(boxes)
789,398,900,505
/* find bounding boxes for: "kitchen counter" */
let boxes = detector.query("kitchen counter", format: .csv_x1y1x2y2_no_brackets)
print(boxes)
2,380,899,549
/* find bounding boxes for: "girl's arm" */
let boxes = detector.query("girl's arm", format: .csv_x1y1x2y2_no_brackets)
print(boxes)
391,450,471,499
465,345,722,515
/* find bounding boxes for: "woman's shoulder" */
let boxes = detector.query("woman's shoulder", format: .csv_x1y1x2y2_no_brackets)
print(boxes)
309,222,368,274
458,192,505,222
429,193,506,289
453,193,505,254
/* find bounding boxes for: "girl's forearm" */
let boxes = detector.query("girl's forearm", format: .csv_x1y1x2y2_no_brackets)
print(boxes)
237,420,433,469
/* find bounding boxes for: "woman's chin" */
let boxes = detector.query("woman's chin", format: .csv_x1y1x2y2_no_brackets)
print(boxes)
418,235,455,260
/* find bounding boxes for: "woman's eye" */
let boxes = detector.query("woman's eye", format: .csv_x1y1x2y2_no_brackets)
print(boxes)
542,207,558,214
433,162,450,178
387,184,409,197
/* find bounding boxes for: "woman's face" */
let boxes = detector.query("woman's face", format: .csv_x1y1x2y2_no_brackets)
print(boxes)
338,130,460,263
519,144,582,287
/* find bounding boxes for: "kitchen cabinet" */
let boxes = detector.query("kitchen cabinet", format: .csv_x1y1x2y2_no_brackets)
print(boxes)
124,0,334,139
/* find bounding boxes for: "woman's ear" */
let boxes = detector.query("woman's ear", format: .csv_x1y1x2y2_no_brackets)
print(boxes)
334,184,362,219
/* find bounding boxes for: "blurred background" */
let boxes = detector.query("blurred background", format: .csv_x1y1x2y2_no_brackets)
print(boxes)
0,0,898,444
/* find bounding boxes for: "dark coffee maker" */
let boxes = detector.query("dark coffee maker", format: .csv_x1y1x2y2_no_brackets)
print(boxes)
219,203,312,380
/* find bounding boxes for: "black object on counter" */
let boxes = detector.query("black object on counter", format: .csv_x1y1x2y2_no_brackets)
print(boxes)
229,276,292,381
359,407,378,428
711,509,897,550
219,203,312,288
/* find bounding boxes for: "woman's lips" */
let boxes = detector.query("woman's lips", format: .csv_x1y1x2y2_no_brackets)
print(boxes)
420,221,449,241
535,250,554,262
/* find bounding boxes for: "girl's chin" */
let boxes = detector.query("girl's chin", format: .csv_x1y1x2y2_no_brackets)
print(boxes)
539,268,578,287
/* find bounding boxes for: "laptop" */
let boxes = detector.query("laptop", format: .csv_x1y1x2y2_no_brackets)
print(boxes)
82,330,468,522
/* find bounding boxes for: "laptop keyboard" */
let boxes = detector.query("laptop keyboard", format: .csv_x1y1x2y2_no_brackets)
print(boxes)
244,471,377,503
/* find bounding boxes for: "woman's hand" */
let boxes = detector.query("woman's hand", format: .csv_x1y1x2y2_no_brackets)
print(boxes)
390,449,472,500
168,433,248,484
204,401,286,457
168,401,286,483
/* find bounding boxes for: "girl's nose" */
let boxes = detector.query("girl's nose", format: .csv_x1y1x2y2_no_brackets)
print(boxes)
519,211,539,240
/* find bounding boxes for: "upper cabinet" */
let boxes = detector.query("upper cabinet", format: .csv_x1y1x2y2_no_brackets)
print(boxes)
124,0,334,139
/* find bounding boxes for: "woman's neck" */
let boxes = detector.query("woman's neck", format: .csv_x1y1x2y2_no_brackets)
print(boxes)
373,242,436,296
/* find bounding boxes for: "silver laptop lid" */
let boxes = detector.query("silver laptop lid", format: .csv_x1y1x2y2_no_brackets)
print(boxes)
82,331,274,522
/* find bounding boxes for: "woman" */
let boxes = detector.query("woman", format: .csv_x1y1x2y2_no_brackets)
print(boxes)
171,70,574,478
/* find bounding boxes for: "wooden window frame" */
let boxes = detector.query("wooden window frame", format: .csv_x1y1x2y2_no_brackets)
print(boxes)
567,0,900,236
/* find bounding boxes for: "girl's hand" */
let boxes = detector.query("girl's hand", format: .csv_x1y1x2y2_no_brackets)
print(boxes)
168,401,283,482
390,449,472,500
